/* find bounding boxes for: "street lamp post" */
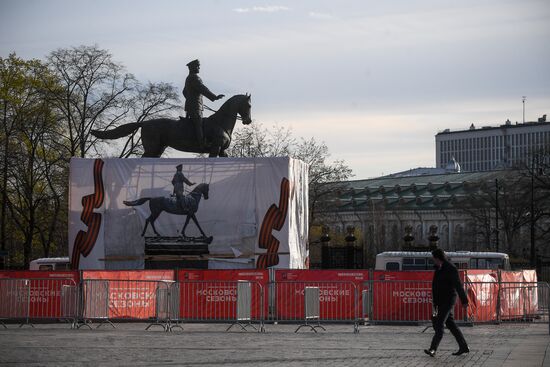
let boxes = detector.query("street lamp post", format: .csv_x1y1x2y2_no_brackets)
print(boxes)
530,154,536,267
522,96,527,124
495,178,499,253
320,226,331,269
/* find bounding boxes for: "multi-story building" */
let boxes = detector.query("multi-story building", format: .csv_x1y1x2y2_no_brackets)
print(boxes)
311,115,550,269
311,168,549,269
436,117,550,172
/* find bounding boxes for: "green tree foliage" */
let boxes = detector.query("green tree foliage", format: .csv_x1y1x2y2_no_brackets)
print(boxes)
1,46,181,268
0,53,66,267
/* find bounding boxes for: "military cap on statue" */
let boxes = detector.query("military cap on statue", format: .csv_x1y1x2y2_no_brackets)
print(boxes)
176,164,183,170
186,59,200,68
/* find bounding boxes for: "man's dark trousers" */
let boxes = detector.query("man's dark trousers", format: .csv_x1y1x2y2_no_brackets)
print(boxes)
430,303,467,351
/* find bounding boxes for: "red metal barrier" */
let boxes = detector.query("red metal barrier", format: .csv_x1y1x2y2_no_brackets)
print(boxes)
82,270,174,319
177,270,268,320
465,272,498,322
177,281,264,321
273,281,358,321
371,271,469,322
371,271,433,322
0,271,79,319
500,270,538,320
274,270,368,320
0,269,542,326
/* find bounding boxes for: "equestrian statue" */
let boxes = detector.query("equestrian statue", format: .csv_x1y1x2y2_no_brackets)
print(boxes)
123,183,212,243
91,94,251,158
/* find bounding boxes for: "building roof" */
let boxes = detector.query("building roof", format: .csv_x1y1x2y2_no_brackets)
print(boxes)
436,119,550,136
322,169,523,213
382,158,461,178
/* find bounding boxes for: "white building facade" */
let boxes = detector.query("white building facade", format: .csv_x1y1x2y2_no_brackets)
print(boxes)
436,119,550,172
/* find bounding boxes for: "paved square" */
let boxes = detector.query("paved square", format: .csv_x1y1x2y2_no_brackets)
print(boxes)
0,322,548,366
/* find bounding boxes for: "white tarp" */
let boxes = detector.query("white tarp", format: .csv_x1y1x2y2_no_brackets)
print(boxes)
69,157,308,270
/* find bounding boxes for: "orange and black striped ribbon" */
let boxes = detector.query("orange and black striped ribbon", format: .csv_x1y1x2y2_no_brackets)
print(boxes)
256,177,290,269
71,159,105,269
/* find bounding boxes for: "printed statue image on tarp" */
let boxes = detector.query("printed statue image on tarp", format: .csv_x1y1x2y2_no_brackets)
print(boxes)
69,157,308,270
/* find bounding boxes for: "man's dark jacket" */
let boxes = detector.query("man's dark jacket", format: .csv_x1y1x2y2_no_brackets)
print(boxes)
432,260,468,307
183,73,218,114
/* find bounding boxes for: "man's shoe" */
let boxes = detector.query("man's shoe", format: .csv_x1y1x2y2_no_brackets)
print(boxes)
424,349,436,357
452,347,470,356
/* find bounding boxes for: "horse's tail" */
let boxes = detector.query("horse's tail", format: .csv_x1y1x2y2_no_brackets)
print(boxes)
91,122,142,140
123,197,150,207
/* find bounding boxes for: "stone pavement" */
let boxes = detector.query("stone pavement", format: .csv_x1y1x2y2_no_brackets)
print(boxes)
0,322,548,366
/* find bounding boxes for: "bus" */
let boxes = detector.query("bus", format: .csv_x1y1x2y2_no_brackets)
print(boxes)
29,257,71,271
375,251,510,271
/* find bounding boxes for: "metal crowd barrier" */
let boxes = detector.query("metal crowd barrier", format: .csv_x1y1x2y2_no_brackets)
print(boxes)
363,280,549,334
174,280,265,332
78,279,172,330
368,280,436,324
78,280,114,329
270,281,360,333
466,281,550,326
1,277,547,335
294,286,326,333
0,278,78,327
146,281,177,332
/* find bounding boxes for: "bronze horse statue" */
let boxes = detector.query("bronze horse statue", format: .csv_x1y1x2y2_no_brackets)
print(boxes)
92,94,252,157
123,183,210,240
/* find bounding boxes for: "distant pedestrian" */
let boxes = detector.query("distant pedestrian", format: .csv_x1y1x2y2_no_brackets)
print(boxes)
424,248,469,357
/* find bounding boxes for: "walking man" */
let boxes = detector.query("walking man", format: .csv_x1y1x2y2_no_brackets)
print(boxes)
182,59,224,148
424,248,470,357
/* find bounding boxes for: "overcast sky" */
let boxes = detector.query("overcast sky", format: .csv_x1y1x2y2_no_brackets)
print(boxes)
1,0,549,178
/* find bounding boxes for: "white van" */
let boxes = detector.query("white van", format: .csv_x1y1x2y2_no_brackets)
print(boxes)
29,257,71,270
375,251,510,271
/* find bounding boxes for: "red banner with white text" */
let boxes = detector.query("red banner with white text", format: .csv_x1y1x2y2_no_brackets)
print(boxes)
82,270,174,319
274,270,369,320
0,271,79,319
177,269,268,320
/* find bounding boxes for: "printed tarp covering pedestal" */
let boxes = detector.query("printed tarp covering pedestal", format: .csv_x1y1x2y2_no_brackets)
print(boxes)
69,157,308,270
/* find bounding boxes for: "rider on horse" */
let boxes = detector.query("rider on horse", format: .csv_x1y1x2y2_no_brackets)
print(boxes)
183,59,225,149
172,164,195,209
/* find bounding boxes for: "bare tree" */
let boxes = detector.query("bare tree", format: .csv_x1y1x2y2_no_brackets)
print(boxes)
118,81,181,158
226,122,353,231
459,175,535,257
226,122,294,158
515,146,550,260
292,137,353,228
47,45,136,158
